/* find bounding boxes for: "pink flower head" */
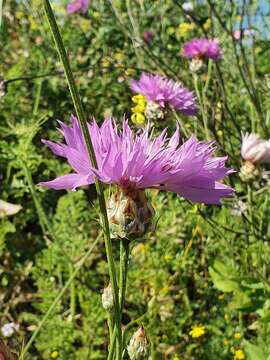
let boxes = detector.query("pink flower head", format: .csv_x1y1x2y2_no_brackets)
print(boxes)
143,31,154,43
182,38,222,61
39,116,233,205
130,73,197,116
67,0,89,13
241,133,270,164
234,30,241,41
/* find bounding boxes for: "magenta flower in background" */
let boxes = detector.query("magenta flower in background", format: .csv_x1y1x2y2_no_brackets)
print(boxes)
67,0,89,13
143,31,154,43
241,133,270,164
39,116,233,204
182,38,222,61
130,73,197,116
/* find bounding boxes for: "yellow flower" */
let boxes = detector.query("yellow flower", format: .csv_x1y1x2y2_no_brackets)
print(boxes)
218,293,225,300
203,19,211,30
234,349,245,360
236,15,241,21
189,325,205,338
184,123,191,128
132,104,146,113
131,113,145,125
234,332,241,340
101,57,110,68
80,19,91,32
51,351,59,359
177,22,194,37
217,130,223,137
125,68,136,77
132,94,146,105
164,255,172,263
92,11,100,19
224,314,229,321
224,338,229,345
114,52,124,62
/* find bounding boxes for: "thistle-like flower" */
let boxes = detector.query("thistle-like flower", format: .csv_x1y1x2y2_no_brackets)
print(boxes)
182,38,222,61
67,0,89,13
241,133,270,164
240,133,270,182
39,117,233,235
130,73,197,117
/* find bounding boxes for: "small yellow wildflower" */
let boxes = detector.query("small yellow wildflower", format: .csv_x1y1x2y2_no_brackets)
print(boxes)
80,19,91,32
173,355,180,360
177,22,194,37
224,338,229,345
101,57,110,68
203,19,211,30
234,349,245,360
131,113,145,125
218,293,225,300
92,11,100,19
132,104,146,113
51,351,59,359
184,123,191,128
224,314,229,321
125,68,136,77
114,52,124,62
234,332,241,340
132,94,146,105
164,255,172,263
236,15,241,21
189,325,205,338
217,130,223,137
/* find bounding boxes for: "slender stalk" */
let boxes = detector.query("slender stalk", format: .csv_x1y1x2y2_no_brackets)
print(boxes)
193,74,210,140
119,239,130,314
43,0,122,354
20,233,101,359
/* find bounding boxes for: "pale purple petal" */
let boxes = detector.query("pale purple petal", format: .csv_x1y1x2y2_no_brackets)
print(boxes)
182,38,222,61
39,173,93,191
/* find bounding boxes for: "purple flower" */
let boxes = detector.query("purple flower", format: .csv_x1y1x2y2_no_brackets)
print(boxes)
143,31,154,43
130,73,197,116
39,116,233,205
67,0,89,13
182,38,222,61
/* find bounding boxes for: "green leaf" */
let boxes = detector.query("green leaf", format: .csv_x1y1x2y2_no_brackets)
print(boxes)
244,340,269,360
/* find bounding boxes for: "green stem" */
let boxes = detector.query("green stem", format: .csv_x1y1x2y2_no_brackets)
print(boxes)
193,73,210,141
20,233,101,359
43,0,122,354
119,240,129,314
33,79,43,116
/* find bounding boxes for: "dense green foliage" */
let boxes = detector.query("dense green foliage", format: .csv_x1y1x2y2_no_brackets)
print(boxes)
2,0,270,359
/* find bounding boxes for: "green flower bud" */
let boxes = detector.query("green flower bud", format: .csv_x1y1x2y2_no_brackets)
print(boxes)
101,283,114,311
127,327,149,360
107,188,155,239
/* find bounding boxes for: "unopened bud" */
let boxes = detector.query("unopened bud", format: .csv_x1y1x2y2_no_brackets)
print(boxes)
107,187,155,239
189,58,204,73
102,283,114,311
144,101,165,121
239,161,260,182
127,327,149,360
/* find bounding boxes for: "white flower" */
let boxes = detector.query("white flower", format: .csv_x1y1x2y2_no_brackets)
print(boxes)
182,2,193,12
0,200,22,218
1,322,19,337
241,133,270,164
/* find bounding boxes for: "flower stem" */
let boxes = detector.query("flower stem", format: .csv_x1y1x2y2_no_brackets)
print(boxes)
43,0,122,354
193,73,210,141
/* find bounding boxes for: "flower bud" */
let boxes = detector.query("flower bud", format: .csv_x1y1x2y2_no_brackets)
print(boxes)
144,101,165,121
127,327,149,360
239,161,260,182
101,283,114,311
107,187,155,239
189,58,204,73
